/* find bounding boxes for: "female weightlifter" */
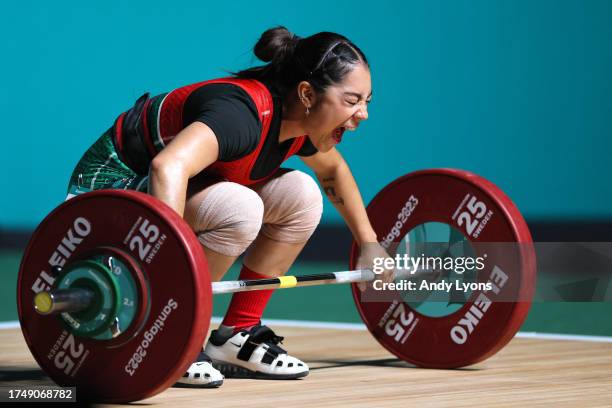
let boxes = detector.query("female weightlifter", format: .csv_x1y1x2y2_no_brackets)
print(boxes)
67,26,389,387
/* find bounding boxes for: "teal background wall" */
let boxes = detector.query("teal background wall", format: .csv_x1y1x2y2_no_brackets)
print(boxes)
1,0,611,228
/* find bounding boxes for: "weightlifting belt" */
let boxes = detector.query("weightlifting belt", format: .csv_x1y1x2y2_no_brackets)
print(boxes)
112,93,155,175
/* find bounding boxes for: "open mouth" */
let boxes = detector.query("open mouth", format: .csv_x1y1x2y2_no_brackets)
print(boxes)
332,127,346,143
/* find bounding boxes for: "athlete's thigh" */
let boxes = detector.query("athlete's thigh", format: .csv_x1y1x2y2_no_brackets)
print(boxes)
67,129,147,199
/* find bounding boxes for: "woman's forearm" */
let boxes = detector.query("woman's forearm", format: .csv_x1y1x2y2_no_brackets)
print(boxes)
315,161,377,245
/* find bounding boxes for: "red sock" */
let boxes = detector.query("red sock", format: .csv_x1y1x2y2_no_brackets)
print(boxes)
221,265,274,332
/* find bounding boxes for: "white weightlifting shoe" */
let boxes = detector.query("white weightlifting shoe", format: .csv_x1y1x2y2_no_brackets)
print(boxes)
204,325,309,379
174,351,224,388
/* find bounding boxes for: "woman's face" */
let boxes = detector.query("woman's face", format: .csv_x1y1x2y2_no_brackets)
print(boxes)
306,63,372,152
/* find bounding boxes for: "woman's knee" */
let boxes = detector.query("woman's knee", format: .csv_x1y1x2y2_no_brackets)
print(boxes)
186,182,264,256
259,170,323,243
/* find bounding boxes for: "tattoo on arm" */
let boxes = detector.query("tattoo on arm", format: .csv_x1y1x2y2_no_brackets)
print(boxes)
323,184,345,205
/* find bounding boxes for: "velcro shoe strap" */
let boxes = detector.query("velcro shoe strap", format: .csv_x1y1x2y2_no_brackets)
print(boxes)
237,340,258,362
237,326,287,362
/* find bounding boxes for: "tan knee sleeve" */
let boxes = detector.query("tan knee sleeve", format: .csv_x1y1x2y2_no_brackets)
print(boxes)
188,182,264,256
254,170,323,243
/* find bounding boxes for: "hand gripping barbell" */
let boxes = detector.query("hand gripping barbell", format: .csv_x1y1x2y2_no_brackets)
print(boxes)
17,169,536,402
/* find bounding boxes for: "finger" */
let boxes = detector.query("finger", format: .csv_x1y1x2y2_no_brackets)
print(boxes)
383,269,395,283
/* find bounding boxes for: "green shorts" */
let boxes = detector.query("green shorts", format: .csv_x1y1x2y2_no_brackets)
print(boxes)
67,129,148,199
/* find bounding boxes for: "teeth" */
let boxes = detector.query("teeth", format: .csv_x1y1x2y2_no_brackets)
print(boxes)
333,127,344,142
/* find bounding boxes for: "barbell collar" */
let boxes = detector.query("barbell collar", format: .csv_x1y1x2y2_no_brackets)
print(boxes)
34,288,96,315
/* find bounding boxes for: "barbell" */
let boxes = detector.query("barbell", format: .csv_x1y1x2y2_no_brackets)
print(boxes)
17,168,536,402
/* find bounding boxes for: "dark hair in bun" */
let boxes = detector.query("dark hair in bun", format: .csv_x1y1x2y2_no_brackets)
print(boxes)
236,26,369,97
252,26,299,63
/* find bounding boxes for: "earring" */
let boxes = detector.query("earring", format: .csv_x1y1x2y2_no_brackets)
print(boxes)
301,96,310,116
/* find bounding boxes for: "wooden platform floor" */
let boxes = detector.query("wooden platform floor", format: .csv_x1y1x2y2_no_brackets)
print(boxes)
1,326,611,407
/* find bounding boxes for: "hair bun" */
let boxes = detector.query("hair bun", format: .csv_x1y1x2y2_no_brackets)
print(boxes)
253,26,300,63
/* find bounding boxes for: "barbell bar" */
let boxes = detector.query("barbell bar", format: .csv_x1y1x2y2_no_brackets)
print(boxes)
33,265,439,315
